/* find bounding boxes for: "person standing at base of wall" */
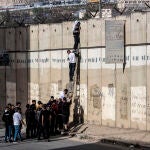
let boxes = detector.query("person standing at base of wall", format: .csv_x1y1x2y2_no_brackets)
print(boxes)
67,50,76,82
13,107,24,143
2,106,13,143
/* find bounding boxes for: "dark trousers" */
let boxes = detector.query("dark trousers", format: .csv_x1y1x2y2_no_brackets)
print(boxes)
73,35,80,50
38,124,50,139
69,63,76,81
5,125,12,142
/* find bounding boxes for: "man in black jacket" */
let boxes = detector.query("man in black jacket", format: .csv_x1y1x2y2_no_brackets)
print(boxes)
2,106,13,142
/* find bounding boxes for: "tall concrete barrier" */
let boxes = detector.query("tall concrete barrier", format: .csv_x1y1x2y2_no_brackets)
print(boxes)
1,12,150,131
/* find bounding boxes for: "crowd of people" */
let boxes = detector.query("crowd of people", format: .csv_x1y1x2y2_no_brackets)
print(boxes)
2,89,72,143
2,20,81,144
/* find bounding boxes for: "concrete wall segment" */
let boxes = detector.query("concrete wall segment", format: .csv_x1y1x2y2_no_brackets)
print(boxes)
6,53,17,106
6,28,15,51
16,53,28,113
62,22,73,49
0,28,6,51
50,24,62,49
80,48,88,122
101,19,105,47
130,13,147,44
50,50,62,98
27,52,39,103
29,25,39,51
147,13,150,43
39,51,51,102
39,24,50,50
0,68,6,109
87,19,101,47
15,27,28,51
146,45,150,131
130,46,146,130
116,47,131,128
87,48,102,125
62,50,69,90
115,15,131,45
80,21,88,48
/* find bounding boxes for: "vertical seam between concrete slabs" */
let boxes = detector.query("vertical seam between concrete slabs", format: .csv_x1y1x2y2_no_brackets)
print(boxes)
87,20,89,123
15,28,17,104
129,14,131,129
4,28,6,106
100,19,102,125
115,62,117,128
26,27,29,104
146,13,148,131
38,25,40,100
61,23,63,90
49,24,51,94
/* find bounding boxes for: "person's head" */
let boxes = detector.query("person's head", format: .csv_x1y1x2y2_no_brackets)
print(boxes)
26,104,30,109
75,20,80,26
14,107,19,112
63,97,67,102
67,49,71,54
75,20,80,25
43,104,47,110
30,104,36,110
32,100,36,105
38,100,42,105
11,105,15,110
4,106,9,112
38,101,43,108
7,103,12,108
64,89,68,94
16,102,21,107
50,96,54,101
46,105,50,111
59,98,62,102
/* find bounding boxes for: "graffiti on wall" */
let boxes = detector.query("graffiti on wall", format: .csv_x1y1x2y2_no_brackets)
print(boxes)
120,96,128,119
120,84,128,119
131,86,146,123
50,83,60,98
80,84,87,115
102,86,116,121
28,83,39,102
90,84,102,109
147,95,150,123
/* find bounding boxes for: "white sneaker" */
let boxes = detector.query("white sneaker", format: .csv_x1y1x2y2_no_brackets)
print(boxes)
13,141,18,144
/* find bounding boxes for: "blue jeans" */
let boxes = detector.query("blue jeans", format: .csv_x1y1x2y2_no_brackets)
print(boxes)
5,125,12,142
14,125,22,141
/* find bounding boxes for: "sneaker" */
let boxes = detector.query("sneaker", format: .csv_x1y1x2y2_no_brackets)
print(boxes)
13,141,18,144
9,139,13,143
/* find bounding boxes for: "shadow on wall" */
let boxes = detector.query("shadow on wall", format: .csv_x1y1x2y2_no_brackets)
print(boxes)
73,96,84,125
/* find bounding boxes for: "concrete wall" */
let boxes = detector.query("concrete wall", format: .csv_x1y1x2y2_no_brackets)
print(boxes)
0,12,150,131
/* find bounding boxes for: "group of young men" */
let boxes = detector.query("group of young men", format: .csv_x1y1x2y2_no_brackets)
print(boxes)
2,102,24,143
2,89,72,143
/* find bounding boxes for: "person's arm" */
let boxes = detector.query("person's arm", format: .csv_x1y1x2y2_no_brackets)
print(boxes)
42,114,44,127
19,113,25,125
21,119,25,125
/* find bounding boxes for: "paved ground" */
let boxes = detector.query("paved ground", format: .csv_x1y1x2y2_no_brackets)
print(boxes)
0,136,145,150
0,124,150,150
74,124,150,149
